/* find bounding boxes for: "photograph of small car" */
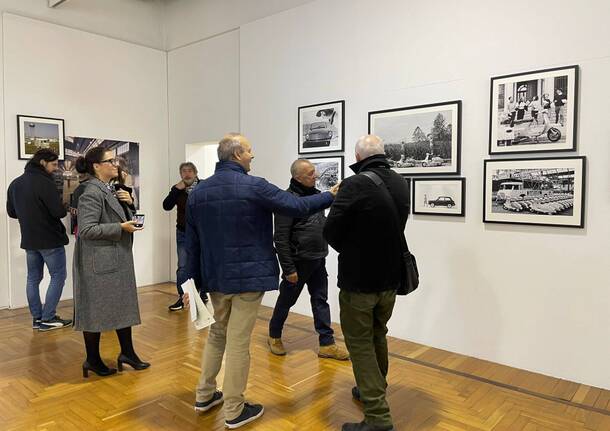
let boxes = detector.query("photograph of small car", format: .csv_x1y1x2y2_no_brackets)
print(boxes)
303,121,334,148
428,196,456,208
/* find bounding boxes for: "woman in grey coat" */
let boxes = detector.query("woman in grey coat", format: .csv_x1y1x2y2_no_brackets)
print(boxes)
74,147,149,378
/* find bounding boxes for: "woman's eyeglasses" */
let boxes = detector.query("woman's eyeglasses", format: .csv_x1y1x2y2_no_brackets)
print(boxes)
100,158,119,166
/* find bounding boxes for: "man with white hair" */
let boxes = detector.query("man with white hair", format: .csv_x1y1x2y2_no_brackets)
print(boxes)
324,135,410,431
185,133,338,429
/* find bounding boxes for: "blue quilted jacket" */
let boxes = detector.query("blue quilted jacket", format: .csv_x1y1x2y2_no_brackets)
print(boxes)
185,161,334,294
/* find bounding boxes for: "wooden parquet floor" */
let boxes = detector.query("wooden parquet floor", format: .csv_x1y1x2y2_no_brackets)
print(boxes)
0,283,608,430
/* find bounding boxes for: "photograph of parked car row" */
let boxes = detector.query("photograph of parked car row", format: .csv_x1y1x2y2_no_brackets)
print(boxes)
484,157,585,228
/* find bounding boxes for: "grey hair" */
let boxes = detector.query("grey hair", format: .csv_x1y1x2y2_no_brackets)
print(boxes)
290,159,312,178
355,135,384,159
179,162,198,174
217,133,245,161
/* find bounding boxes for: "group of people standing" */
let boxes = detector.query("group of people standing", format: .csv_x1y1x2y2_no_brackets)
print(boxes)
6,132,412,431
505,88,567,127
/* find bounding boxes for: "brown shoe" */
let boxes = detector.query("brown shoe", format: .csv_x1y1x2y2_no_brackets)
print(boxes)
268,337,287,356
318,344,350,361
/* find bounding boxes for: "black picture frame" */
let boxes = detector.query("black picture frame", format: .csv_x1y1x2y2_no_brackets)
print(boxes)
412,177,465,216
488,65,579,155
306,155,344,192
17,115,65,160
368,100,461,176
483,156,586,228
298,100,345,155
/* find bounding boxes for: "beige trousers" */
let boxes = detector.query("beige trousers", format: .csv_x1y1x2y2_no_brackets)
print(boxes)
196,291,264,420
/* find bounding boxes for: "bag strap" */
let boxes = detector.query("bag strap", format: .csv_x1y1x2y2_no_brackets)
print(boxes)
360,170,410,254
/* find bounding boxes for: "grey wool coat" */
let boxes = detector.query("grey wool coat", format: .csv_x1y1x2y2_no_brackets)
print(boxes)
73,178,141,332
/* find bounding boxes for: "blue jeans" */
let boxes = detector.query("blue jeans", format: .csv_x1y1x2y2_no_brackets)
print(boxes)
269,258,334,346
176,229,188,296
25,247,67,321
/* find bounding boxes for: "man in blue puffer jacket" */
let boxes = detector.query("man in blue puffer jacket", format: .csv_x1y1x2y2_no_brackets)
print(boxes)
186,133,337,429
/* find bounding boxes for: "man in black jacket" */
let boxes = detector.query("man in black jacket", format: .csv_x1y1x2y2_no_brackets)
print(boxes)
268,159,349,361
324,136,410,431
6,149,72,331
162,162,200,311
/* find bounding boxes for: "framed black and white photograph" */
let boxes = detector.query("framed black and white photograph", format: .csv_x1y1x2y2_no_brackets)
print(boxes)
17,115,65,160
484,157,585,228
369,100,461,176
413,178,465,216
489,65,578,155
307,155,344,192
298,100,344,154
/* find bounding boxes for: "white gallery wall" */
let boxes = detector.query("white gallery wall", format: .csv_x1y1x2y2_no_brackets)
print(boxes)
239,0,610,390
1,14,170,308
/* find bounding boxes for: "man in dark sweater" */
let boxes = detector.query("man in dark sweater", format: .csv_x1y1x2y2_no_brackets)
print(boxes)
268,159,349,361
6,149,72,331
163,162,200,311
324,136,410,431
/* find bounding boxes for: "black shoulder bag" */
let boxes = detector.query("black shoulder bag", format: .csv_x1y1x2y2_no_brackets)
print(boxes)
361,171,420,296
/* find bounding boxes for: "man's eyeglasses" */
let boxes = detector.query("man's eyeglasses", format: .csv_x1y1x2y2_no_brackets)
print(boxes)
100,158,119,166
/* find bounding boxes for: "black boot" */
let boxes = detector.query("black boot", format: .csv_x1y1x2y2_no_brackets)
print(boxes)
116,327,150,371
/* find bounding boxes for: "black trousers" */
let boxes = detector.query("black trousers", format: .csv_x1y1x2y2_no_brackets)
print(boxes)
269,258,334,346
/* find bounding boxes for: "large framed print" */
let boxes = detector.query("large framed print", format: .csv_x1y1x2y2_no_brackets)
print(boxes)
489,65,578,155
483,157,585,228
413,178,465,216
369,100,461,176
307,156,344,192
298,100,344,154
17,115,65,160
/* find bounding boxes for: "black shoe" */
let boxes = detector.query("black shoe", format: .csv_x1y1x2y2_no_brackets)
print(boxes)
39,315,72,331
352,386,361,402
342,421,394,431
117,353,150,371
194,390,223,412
32,318,41,329
82,361,117,378
168,297,184,311
225,403,264,429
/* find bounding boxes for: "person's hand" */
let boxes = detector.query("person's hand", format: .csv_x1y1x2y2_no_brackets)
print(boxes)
120,220,143,233
175,181,186,190
329,181,341,197
285,272,298,284
183,292,190,308
116,190,133,206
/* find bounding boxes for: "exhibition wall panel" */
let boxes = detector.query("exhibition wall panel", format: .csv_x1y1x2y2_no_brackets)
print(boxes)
2,14,170,308
240,0,610,389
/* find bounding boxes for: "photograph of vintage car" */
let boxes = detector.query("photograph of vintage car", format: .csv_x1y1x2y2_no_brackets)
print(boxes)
369,100,461,176
307,156,344,192
484,157,585,228
489,65,578,155
298,100,344,154
412,178,465,216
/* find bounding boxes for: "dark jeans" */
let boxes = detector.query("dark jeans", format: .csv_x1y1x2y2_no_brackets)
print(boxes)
340,289,396,429
176,229,187,296
269,258,334,346
25,247,67,321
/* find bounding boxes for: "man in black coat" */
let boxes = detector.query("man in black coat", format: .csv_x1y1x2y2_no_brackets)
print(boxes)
6,149,72,331
324,135,410,431
268,159,349,361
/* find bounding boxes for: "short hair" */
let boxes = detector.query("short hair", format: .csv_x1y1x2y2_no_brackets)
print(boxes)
290,159,312,178
355,135,385,159
179,162,198,174
30,148,59,165
217,133,244,161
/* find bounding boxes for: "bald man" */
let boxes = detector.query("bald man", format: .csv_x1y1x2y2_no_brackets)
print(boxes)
324,135,410,431
268,159,349,360
185,134,338,429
